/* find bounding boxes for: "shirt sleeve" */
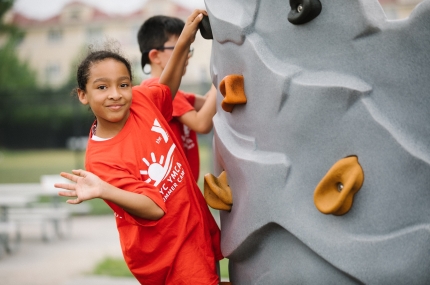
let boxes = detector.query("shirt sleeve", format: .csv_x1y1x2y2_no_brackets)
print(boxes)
172,90,195,117
182,91,196,106
132,83,172,122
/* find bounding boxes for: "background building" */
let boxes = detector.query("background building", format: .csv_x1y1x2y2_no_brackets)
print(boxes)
7,0,213,89
4,0,424,89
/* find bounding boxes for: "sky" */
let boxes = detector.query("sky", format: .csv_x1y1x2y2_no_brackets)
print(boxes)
13,0,206,20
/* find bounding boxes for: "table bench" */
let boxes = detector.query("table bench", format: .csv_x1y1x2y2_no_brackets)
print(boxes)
0,176,91,248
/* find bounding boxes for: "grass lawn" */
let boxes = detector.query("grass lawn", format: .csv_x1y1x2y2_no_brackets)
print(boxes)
92,256,230,279
0,149,86,183
0,138,213,188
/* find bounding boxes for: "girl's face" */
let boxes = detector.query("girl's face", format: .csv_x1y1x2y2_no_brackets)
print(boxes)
77,58,132,137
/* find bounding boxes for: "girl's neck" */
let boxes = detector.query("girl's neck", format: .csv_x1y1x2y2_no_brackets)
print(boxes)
94,114,129,139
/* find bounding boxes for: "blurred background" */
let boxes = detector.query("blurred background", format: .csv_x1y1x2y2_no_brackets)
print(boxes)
0,0,210,175
0,0,424,179
0,0,425,284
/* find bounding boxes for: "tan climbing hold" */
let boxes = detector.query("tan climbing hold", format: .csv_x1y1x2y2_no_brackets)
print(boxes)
314,156,364,216
219,75,247,112
204,171,233,211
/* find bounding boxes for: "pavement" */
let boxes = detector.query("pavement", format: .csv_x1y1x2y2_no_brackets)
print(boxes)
0,212,226,285
0,215,139,285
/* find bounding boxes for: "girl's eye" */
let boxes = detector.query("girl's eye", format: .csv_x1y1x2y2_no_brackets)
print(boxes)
120,83,130,88
97,85,107,90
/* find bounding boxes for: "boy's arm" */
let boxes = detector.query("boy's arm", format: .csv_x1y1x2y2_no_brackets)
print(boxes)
193,95,206,111
178,84,217,134
193,84,216,111
55,170,164,220
159,9,206,99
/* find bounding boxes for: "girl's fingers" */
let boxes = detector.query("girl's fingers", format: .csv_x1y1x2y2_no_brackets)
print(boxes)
66,198,80,205
60,171,82,183
188,9,206,24
60,169,86,184
195,13,204,23
191,9,207,16
58,190,77,197
188,13,204,33
72,169,85,176
55,182,75,190
58,170,84,203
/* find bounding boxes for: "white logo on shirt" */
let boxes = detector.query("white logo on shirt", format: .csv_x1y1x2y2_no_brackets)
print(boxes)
140,144,176,186
181,125,196,150
151,119,169,143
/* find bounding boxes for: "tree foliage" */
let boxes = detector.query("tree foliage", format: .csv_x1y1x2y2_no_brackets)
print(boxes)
0,0,36,89
0,1,94,149
0,0,20,35
0,39,37,89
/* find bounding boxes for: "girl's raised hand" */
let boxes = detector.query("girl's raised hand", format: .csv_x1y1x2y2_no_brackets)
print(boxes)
160,9,208,98
181,9,208,46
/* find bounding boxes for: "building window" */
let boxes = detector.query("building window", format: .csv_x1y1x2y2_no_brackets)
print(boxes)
86,27,104,43
69,9,80,20
45,63,61,84
48,29,62,43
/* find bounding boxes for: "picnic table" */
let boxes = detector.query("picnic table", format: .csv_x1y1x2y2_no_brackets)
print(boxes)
0,176,91,255
0,194,36,254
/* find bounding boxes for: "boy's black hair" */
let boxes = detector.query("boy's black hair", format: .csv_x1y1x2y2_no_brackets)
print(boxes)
137,15,185,70
76,46,133,92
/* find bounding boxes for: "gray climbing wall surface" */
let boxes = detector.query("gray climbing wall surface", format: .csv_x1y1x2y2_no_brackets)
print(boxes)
203,0,430,284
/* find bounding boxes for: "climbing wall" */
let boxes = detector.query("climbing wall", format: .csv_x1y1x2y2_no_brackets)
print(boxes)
202,0,430,284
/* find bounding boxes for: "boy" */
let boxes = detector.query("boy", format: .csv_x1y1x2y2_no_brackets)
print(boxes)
138,15,217,181
56,10,223,285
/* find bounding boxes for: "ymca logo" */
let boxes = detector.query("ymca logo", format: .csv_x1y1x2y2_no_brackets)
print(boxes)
140,144,176,186
151,119,168,143
181,125,195,150
139,119,175,186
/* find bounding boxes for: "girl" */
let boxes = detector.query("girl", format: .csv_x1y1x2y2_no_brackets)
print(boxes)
56,10,223,285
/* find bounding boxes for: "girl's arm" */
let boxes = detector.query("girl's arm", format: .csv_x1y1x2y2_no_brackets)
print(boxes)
55,169,164,220
159,9,206,99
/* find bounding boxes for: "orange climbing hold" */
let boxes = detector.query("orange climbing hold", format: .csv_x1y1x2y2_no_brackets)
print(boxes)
314,156,364,215
204,171,233,211
219,75,247,112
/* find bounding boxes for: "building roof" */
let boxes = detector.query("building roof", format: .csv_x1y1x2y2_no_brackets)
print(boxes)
11,0,192,27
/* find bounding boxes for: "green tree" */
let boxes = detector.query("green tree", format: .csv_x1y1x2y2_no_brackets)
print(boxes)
0,1,93,149
0,0,37,89
0,0,17,34
0,40,37,89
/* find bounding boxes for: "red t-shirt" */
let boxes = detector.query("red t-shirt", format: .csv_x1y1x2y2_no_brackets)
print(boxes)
142,78,200,182
84,82,223,285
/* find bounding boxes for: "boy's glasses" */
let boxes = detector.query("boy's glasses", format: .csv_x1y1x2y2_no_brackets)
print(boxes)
156,46,194,57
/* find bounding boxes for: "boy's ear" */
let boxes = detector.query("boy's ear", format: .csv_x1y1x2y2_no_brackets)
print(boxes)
77,88,89,105
148,49,161,64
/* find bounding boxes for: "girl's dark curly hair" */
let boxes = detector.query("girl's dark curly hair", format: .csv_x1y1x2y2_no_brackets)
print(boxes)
76,43,133,92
